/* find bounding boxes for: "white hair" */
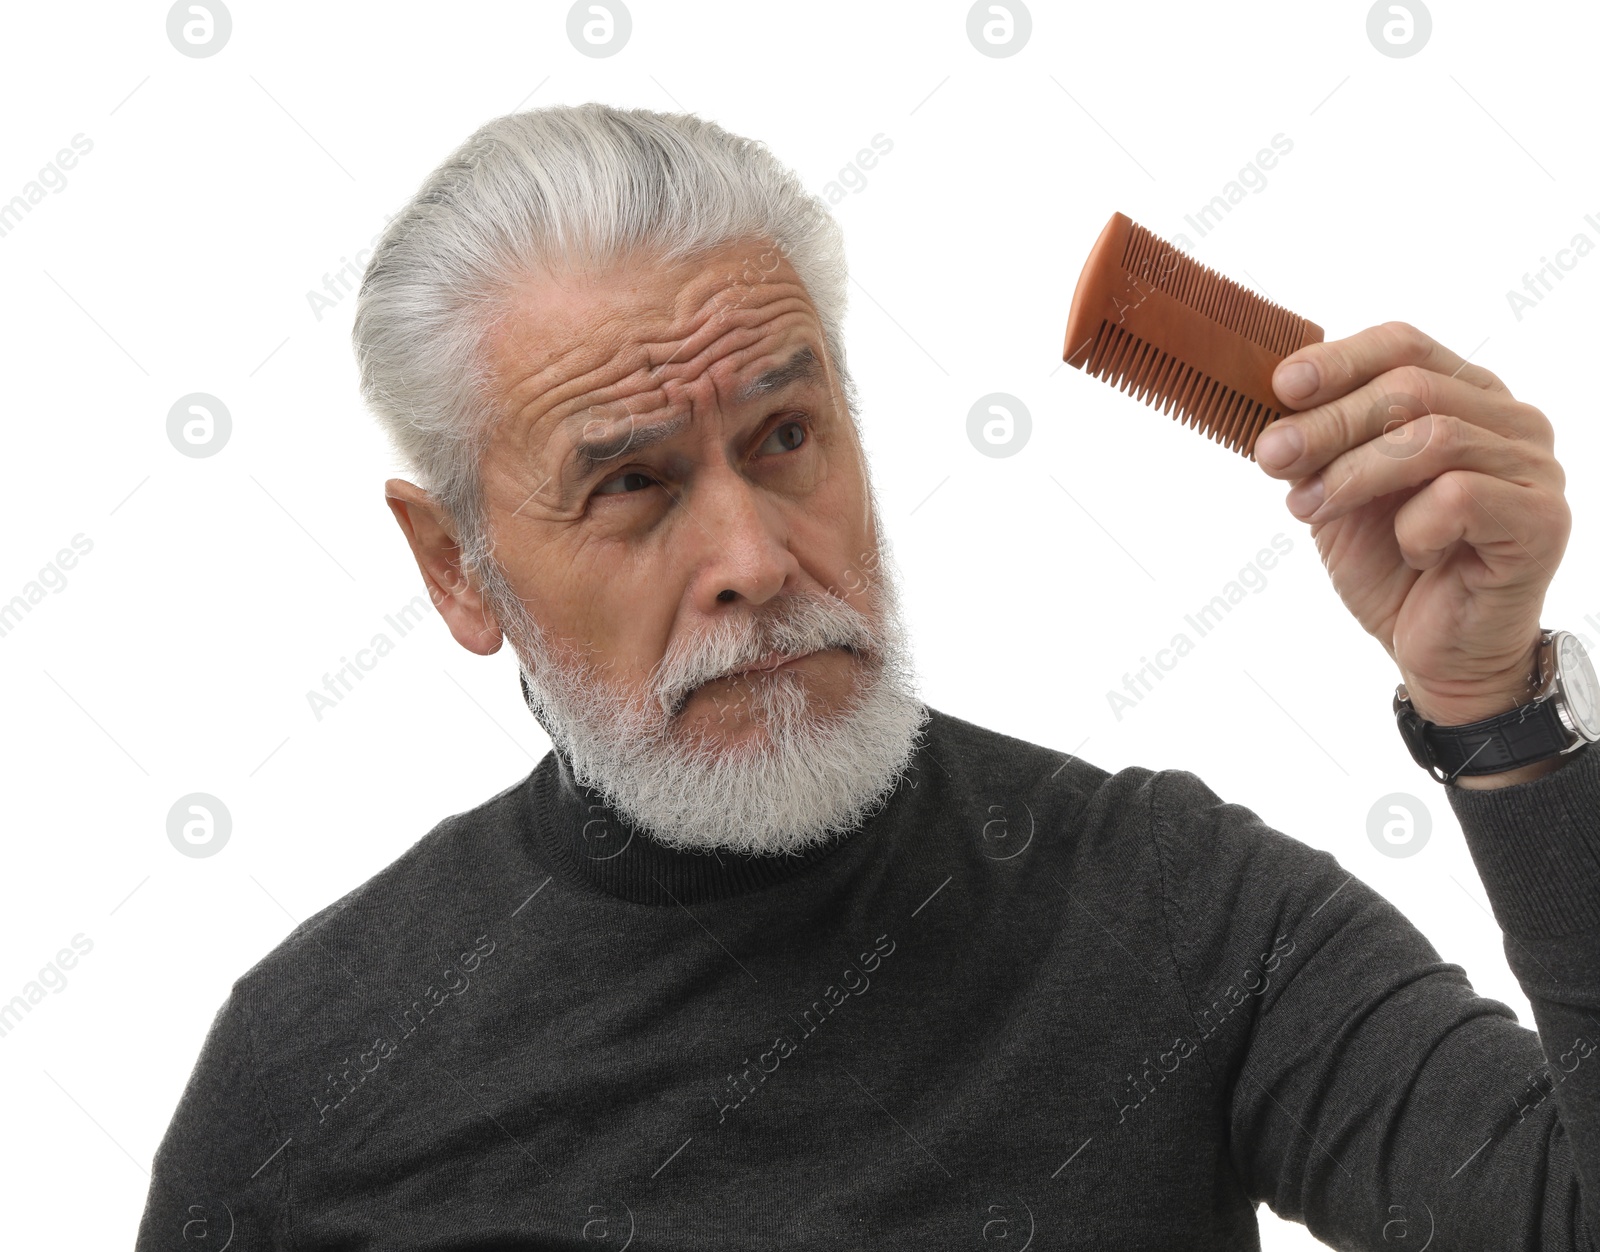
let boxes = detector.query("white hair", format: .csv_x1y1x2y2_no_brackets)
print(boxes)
350,102,859,592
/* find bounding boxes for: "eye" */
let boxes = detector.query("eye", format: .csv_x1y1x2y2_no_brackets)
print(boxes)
593,470,657,496
757,418,807,455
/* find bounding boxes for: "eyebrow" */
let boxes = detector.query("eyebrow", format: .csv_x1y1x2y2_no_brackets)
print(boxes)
570,411,690,475
556,345,825,500
732,344,823,404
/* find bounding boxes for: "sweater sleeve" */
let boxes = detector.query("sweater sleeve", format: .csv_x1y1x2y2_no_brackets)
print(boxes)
1150,741,1600,1252
133,985,292,1250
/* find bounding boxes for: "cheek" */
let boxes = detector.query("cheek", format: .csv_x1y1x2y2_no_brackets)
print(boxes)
819,444,876,579
785,484,876,604
800,423,868,514
560,536,685,673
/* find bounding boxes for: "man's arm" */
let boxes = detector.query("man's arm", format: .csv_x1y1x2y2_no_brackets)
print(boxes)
134,986,291,1250
1151,741,1600,1250
1444,740,1600,1238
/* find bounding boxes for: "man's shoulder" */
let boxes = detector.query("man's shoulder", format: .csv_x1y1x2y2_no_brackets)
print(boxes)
918,709,1352,952
916,705,1296,859
921,703,1159,802
232,760,547,999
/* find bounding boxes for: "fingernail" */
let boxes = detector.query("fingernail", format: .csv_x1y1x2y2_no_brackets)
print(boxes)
1254,424,1303,470
1286,475,1325,518
1276,361,1319,401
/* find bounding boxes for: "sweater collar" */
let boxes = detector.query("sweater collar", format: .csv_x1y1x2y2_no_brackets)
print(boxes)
519,670,918,906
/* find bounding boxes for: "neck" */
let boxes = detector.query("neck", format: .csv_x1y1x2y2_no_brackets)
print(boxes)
529,745,898,905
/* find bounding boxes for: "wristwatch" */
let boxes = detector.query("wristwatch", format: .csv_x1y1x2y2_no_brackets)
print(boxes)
1393,629,1600,784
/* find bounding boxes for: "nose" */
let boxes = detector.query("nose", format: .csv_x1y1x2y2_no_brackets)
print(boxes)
685,464,799,611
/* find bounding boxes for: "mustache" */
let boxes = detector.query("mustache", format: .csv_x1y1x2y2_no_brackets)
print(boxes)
650,591,880,718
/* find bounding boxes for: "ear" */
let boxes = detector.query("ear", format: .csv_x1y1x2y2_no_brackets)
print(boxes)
384,479,505,656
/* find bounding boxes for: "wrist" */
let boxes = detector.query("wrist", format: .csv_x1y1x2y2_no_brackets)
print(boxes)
1402,639,1545,728
1398,635,1568,788
1449,751,1572,790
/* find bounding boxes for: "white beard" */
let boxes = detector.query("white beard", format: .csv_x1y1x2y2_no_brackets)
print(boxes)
488,545,928,856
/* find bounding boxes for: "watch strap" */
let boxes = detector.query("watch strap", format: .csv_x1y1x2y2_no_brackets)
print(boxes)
1394,686,1572,782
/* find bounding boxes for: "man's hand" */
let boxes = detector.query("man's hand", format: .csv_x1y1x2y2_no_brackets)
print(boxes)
1252,321,1572,766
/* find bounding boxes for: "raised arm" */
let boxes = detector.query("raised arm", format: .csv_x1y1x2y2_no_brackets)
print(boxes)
1151,744,1600,1250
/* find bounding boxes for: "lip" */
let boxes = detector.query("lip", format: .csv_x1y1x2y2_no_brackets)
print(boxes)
720,649,817,682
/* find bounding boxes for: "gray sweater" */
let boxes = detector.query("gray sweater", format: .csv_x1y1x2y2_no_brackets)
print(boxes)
134,706,1600,1249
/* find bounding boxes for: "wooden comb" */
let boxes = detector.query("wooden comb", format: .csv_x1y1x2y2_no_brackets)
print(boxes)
1062,211,1324,459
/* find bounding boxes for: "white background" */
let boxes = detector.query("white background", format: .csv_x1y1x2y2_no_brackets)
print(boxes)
1,1,1595,1247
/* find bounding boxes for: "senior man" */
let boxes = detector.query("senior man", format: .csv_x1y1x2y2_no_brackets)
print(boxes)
137,104,1600,1250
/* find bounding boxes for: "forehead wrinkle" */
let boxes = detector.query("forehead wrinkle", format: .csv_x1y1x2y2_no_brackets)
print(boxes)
650,295,820,407
495,255,811,418
559,295,816,435
563,313,819,445
487,265,818,493
561,326,818,463
494,312,669,435
545,322,825,508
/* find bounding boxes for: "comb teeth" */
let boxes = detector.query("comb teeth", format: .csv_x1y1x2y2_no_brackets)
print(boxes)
1085,320,1277,455
1119,222,1311,358
1062,212,1324,459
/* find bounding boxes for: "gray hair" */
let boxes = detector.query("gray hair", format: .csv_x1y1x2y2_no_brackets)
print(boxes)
351,102,859,600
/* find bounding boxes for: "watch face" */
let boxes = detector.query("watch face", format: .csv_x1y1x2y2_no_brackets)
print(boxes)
1556,633,1600,739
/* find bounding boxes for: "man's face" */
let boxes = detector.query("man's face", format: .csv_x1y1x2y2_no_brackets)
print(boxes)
475,238,879,751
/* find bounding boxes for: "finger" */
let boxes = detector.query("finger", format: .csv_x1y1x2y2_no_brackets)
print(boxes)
1283,412,1548,525
1255,364,1550,480
1391,469,1570,577
1271,321,1506,411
